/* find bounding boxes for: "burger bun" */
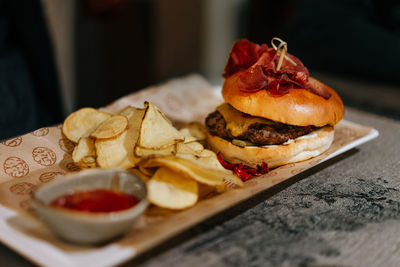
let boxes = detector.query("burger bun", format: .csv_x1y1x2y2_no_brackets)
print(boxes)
222,72,344,127
207,126,334,168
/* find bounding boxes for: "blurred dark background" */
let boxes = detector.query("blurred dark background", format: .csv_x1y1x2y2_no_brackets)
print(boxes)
1,0,399,140
70,0,400,114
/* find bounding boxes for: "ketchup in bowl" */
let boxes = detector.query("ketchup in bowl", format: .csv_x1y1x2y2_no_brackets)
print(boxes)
50,189,140,213
33,169,148,244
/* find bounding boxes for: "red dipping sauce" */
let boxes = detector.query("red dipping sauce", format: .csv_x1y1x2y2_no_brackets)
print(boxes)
50,189,140,213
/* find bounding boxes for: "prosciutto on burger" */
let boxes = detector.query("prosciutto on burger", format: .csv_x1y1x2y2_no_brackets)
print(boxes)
206,38,344,173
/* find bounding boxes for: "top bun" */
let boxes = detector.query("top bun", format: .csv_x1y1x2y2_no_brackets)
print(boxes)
222,71,344,127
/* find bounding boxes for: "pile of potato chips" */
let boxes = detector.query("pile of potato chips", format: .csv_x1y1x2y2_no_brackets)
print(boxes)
62,102,243,210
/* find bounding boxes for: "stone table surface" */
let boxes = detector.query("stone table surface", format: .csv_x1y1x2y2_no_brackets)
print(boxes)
1,107,399,267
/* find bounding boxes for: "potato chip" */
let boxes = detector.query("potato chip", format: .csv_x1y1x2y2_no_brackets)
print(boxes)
120,106,146,166
179,122,207,143
118,105,141,118
72,137,96,168
96,133,127,168
78,156,97,169
138,162,157,177
135,102,184,157
117,106,137,116
179,128,197,143
135,145,177,158
129,168,151,183
176,141,204,154
63,102,242,211
147,167,198,210
192,150,244,187
63,108,111,143
95,107,145,169
175,142,226,171
72,137,95,162
142,156,242,187
91,115,128,140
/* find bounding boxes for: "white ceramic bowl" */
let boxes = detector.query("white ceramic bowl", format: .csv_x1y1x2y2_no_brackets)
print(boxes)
32,168,148,245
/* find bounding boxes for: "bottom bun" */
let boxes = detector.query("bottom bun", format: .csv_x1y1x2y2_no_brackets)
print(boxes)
207,126,334,169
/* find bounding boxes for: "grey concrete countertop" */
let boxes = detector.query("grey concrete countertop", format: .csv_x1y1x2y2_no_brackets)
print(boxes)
1,107,399,267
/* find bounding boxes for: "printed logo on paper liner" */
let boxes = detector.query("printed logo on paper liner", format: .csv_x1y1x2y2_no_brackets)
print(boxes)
32,147,57,166
39,172,65,183
31,128,50,137
3,157,29,178
1,137,23,147
9,182,37,195
58,138,75,154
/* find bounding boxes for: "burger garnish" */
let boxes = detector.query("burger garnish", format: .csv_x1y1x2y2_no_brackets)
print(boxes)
224,38,331,99
217,153,269,181
206,38,345,173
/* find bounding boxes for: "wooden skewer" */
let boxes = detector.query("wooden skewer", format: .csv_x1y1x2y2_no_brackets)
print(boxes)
271,37,297,71
276,42,287,71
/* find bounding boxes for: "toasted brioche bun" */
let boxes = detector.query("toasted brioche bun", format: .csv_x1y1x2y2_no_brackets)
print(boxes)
207,126,334,168
222,72,344,127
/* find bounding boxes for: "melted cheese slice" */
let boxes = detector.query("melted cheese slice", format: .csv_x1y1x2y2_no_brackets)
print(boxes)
216,103,273,137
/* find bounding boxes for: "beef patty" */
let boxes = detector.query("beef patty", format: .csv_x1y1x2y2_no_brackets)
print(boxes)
205,111,314,145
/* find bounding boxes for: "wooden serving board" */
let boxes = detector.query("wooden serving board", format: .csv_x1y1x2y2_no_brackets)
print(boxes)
0,76,378,267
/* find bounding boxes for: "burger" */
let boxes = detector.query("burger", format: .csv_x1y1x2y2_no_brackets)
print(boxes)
205,39,344,169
